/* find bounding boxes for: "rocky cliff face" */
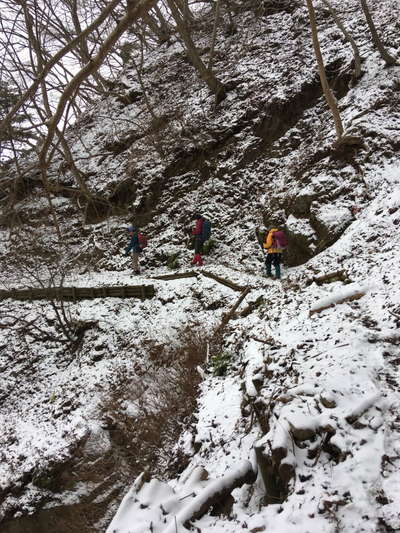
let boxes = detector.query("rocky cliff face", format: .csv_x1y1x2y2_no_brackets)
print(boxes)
4,1,398,269
0,1,399,531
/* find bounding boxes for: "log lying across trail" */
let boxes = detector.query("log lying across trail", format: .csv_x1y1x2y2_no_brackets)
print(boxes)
152,270,246,291
0,285,155,302
1,270,246,303
201,270,246,291
151,271,199,280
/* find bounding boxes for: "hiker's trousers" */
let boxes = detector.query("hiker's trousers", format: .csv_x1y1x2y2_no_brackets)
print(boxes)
131,252,139,271
265,253,282,277
194,236,204,254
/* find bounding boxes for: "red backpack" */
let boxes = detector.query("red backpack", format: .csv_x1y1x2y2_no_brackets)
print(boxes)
138,233,148,249
272,230,288,250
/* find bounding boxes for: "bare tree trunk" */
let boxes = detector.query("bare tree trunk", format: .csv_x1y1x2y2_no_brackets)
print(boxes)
68,0,109,91
0,0,124,132
55,130,94,198
144,12,170,44
208,0,222,71
22,0,97,227
306,0,344,139
360,0,398,66
223,0,236,34
39,0,158,168
175,0,195,24
167,0,226,102
20,0,63,238
153,4,172,37
7,135,26,212
322,0,362,80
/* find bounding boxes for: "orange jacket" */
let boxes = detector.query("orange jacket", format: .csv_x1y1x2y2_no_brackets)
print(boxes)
263,228,282,254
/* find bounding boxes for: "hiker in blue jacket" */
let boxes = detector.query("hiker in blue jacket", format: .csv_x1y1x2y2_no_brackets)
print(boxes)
124,226,142,274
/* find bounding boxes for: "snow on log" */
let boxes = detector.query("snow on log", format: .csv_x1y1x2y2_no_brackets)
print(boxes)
271,419,290,462
345,391,380,424
309,283,369,316
313,270,349,285
162,460,256,533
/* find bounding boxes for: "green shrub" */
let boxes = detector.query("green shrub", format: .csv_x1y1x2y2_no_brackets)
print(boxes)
210,352,231,376
203,239,216,256
167,252,180,270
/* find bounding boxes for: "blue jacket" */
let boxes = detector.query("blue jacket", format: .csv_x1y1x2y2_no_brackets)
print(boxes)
125,232,141,254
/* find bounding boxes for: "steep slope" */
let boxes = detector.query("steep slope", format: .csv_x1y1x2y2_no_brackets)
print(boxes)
0,1,399,532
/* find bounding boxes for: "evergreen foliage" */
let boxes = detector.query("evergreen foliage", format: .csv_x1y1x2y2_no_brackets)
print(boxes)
209,352,231,376
167,252,180,270
202,238,216,256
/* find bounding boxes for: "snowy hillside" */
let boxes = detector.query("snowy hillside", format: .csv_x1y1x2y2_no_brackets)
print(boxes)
0,0,399,532
105,165,400,533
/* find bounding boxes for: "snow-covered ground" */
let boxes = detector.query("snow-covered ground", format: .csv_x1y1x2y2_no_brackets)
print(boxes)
0,0,399,531
106,164,400,532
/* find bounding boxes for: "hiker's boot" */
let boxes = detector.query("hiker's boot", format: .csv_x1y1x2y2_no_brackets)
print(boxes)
197,255,204,266
192,254,200,265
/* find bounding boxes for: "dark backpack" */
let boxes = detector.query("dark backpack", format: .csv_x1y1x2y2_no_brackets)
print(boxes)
201,219,212,241
272,230,288,250
138,232,148,249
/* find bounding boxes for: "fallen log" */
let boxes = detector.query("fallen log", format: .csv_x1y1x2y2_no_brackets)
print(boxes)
240,295,265,317
313,270,349,285
201,270,245,291
345,391,380,424
309,285,367,316
250,335,277,346
151,271,199,280
163,460,256,533
214,287,251,335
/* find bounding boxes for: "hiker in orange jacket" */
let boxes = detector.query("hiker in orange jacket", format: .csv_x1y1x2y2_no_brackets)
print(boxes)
263,228,288,279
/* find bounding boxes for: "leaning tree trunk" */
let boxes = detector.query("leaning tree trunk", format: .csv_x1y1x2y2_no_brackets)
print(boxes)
144,12,170,44
322,0,362,80
305,0,344,140
167,0,226,103
360,0,398,66
208,0,222,70
153,3,172,37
